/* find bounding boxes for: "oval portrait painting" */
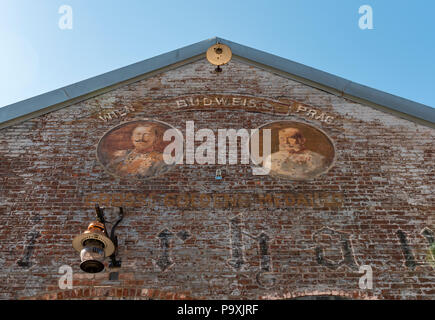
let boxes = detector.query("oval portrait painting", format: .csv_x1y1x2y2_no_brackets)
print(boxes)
97,119,182,180
256,121,335,180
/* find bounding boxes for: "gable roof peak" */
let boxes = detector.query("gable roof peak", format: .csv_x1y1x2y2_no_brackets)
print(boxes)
0,37,434,129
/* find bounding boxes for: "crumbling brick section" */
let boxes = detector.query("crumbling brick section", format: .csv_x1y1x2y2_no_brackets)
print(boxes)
23,287,198,300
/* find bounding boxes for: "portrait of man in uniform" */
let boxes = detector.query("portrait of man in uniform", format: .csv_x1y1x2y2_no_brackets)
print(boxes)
260,121,335,180
97,120,179,179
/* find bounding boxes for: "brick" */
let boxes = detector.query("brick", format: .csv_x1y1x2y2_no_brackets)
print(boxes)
0,58,433,300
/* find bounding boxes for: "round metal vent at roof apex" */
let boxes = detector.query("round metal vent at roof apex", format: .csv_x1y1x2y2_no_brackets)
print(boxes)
206,43,232,66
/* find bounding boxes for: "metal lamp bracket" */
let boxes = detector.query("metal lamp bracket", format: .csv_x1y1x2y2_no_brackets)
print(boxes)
95,204,124,268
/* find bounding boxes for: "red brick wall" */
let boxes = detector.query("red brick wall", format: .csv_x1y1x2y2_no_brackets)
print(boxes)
0,58,433,299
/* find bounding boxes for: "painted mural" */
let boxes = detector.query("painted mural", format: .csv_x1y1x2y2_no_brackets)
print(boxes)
259,121,335,180
97,119,180,179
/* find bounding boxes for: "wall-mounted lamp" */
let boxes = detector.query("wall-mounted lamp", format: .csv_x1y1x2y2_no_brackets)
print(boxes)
215,169,223,180
72,204,123,273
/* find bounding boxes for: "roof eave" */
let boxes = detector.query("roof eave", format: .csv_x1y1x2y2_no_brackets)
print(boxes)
1,36,434,129
217,38,435,127
0,37,217,130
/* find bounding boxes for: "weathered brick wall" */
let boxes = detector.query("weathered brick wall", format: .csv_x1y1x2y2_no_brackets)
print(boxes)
0,58,433,300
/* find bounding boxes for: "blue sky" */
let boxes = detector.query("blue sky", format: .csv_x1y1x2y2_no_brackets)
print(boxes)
1,0,434,108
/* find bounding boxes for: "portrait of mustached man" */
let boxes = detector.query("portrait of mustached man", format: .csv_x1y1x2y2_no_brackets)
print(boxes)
107,122,170,179
264,126,327,180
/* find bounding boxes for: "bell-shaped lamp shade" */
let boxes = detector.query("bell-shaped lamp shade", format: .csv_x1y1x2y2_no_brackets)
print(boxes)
72,221,115,273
